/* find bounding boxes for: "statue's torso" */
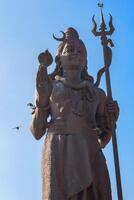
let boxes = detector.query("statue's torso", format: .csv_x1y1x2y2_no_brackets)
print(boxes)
48,78,100,134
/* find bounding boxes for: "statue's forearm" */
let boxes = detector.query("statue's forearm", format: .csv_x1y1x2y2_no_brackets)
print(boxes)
31,64,52,139
30,107,48,140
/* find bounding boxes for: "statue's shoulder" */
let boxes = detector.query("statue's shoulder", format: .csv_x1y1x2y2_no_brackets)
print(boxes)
88,84,106,101
96,87,106,95
95,87,107,102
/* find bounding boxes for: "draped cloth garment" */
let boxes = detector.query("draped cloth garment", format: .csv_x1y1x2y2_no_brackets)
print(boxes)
41,79,112,200
41,132,112,200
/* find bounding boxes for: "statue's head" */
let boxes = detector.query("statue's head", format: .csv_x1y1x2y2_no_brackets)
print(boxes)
51,27,93,82
54,27,87,71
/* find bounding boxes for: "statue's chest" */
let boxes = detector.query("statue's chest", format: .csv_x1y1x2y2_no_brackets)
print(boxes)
50,81,98,117
50,81,70,104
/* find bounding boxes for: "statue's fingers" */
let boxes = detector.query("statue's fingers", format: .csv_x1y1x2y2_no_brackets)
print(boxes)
107,107,117,111
36,70,42,84
107,105,118,109
107,103,119,109
106,105,115,110
37,68,45,83
107,105,117,110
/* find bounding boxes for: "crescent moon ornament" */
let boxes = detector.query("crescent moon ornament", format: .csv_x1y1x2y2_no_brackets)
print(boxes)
53,31,66,42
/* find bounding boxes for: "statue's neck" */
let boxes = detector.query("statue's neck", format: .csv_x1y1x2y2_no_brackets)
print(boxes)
63,69,81,84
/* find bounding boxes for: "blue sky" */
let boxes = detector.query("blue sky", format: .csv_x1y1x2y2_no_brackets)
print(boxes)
0,0,134,199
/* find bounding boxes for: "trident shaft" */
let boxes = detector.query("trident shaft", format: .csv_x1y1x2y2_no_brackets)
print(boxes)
92,3,123,200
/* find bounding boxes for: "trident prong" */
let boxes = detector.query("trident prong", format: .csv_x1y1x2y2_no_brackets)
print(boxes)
106,14,115,35
92,16,101,36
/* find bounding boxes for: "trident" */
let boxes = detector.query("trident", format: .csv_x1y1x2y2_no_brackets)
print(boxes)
92,3,123,200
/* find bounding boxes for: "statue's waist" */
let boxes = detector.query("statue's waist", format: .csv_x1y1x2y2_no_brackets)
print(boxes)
47,118,100,136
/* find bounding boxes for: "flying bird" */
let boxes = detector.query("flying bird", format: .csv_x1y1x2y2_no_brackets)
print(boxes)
27,103,36,109
12,126,21,130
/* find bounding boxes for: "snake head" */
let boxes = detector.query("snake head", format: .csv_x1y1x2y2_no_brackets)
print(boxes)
107,39,114,47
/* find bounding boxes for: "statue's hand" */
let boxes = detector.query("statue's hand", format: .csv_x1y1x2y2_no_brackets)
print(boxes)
36,67,52,106
36,51,53,106
106,99,120,125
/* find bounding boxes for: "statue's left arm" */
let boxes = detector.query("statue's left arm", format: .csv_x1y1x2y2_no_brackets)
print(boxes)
96,88,119,148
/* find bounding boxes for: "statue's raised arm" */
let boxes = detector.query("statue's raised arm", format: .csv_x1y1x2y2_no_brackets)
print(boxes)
30,50,53,139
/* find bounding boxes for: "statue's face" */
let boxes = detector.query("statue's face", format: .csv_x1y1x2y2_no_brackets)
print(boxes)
60,39,87,70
